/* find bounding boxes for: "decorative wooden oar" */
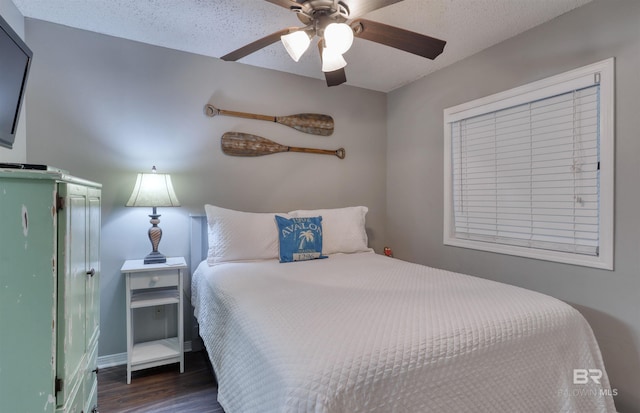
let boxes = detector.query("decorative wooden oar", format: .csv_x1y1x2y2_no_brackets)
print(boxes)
205,104,334,136
221,132,345,159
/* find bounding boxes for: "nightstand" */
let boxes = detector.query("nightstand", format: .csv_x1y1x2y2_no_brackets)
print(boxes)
121,256,187,384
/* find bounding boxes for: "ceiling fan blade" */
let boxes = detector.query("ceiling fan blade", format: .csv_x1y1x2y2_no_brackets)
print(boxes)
344,0,404,19
351,18,446,60
325,69,347,87
317,40,347,87
221,27,296,61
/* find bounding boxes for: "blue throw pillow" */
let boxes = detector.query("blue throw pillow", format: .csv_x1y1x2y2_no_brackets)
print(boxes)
275,215,327,263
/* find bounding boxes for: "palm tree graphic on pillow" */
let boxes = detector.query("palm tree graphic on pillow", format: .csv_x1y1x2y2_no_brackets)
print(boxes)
299,230,315,249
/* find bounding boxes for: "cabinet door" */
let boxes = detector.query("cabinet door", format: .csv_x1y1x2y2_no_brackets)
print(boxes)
84,189,100,411
85,188,101,349
56,183,88,407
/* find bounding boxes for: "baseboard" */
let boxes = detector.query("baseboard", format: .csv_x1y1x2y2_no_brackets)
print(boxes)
98,340,193,369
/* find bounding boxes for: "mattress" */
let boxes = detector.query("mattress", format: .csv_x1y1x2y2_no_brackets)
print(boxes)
192,252,616,413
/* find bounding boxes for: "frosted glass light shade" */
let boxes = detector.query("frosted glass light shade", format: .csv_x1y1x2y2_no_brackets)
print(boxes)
324,23,354,55
126,172,180,207
322,47,347,72
281,30,311,62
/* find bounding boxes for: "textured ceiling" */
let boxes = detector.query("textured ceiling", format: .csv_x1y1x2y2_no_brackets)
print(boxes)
12,0,593,92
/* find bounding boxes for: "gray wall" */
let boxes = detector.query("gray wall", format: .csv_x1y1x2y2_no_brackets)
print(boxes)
24,20,387,358
0,0,26,162
387,0,639,411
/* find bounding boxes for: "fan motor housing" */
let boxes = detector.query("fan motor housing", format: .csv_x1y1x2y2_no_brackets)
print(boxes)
295,1,350,24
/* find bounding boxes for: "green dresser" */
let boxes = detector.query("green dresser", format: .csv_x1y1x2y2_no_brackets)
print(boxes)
0,169,101,413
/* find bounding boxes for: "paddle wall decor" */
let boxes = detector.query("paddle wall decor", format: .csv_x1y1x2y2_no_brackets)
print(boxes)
221,132,345,159
204,104,334,136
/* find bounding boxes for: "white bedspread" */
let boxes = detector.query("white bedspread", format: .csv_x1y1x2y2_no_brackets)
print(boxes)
192,252,616,413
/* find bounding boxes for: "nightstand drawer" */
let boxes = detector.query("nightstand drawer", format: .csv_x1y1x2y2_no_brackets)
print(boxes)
129,271,178,290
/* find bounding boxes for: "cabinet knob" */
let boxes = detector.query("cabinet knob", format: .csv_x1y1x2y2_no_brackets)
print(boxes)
92,366,99,375
151,275,159,282
91,406,99,413
86,268,96,277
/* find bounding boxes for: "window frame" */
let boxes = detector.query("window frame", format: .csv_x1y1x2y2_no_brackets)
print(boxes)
443,58,614,270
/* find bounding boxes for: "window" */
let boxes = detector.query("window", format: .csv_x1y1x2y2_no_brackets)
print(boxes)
444,59,614,270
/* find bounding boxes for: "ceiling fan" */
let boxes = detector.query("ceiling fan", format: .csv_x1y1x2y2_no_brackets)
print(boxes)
220,0,447,87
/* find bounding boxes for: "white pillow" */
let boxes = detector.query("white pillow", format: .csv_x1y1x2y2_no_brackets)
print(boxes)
288,206,371,255
205,204,286,265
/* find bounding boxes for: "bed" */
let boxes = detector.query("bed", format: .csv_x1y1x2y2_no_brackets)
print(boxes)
190,206,616,413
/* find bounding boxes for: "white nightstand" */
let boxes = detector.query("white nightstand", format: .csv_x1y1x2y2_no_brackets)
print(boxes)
121,256,187,384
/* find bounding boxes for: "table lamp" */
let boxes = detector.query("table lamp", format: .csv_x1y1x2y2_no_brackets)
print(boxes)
126,166,180,264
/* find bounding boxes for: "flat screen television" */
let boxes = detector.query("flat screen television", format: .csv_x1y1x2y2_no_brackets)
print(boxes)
0,14,32,149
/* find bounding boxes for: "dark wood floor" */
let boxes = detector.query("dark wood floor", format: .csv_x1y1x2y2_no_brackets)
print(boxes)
98,351,225,412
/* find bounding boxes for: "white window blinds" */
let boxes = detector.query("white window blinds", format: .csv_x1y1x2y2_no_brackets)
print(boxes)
450,85,600,255
444,58,614,270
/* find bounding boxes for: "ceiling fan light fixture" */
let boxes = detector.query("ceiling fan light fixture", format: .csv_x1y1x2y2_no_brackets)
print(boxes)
321,47,347,72
281,30,311,62
323,22,354,55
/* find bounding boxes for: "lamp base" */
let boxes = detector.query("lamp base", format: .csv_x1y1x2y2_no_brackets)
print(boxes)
144,251,167,264
144,210,166,264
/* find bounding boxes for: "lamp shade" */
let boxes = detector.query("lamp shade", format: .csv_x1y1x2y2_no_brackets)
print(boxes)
321,47,347,72
281,30,311,62
126,172,180,207
324,23,354,55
